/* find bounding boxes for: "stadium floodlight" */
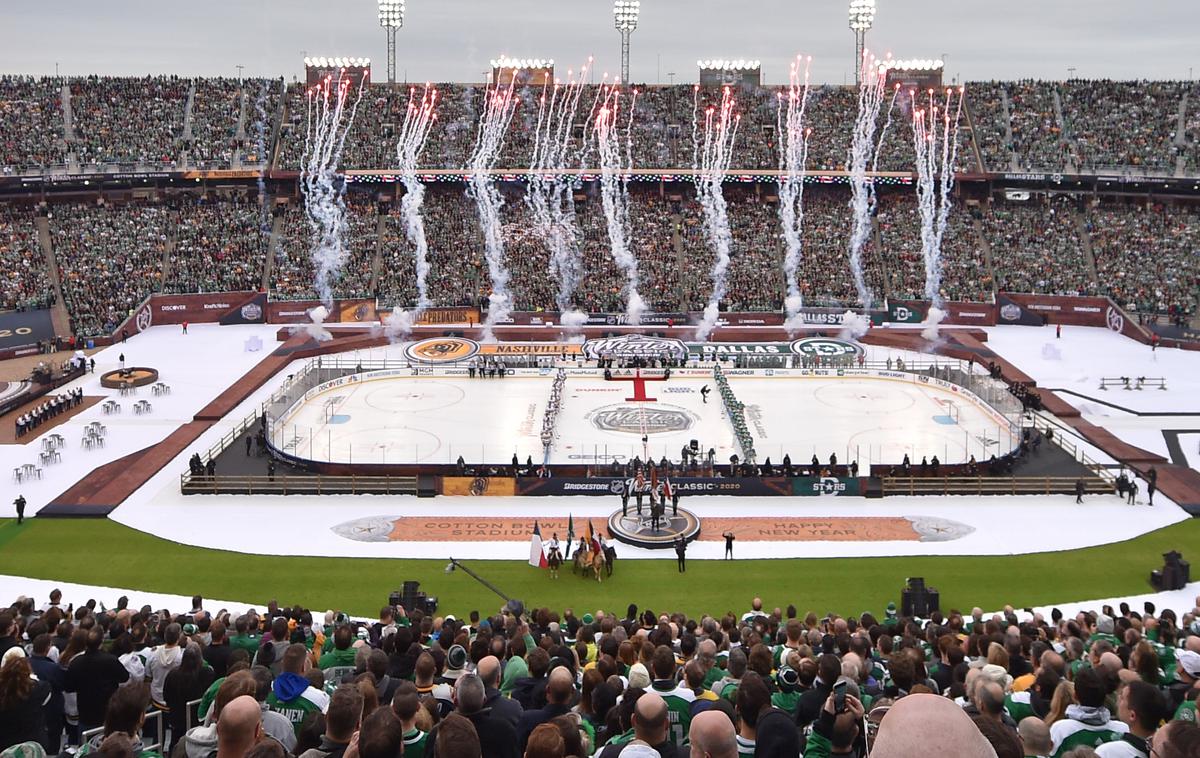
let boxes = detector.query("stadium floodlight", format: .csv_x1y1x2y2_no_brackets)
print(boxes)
613,0,640,83
378,0,404,84
848,0,876,84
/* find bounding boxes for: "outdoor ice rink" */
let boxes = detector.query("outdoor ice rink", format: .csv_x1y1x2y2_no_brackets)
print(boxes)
276,372,1015,467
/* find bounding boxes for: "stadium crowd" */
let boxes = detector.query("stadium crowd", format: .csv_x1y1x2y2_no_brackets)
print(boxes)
981,198,1097,296
49,203,169,337
3,77,1199,175
70,77,189,166
0,207,55,312
1,590,1200,757
0,76,66,169
166,197,267,295
1061,81,1186,172
1085,203,1199,317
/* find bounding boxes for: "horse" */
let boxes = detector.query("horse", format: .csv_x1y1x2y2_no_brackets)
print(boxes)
547,548,561,579
574,543,606,582
603,544,616,577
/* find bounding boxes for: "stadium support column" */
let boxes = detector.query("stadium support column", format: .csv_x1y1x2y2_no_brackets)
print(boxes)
379,0,404,84
620,29,632,84
848,0,876,85
614,1,640,84
386,26,397,84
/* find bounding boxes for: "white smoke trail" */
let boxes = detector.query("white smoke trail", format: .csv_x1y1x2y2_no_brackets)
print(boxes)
253,80,273,242
593,81,647,325
845,53,894,309
467,71,520,341
838,310,872,340
776,55,813,334
385,84,440,341
527,60,594,329
912,85,964,341
691,85,741,341
301,72,364,308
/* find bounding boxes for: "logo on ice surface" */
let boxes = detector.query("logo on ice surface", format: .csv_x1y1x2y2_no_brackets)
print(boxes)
589,403,697,434
404,337,480,363
790,337,863,359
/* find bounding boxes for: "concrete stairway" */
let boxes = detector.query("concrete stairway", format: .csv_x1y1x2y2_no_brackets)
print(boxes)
34,216,72,336
999,88,1018,171
262,213,283,292
1071,207,1101,292
971,215,999,301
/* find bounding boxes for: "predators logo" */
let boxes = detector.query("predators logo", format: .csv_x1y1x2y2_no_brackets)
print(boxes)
404,337,480,363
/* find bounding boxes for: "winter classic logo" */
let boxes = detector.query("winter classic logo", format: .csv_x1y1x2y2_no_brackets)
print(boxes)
1105,306,1125,334
582,334,688,361
588,403,697,434
790,337,864,359
134,304,153,332
999,304,1022,322
404,337,480,363
240,302,263,321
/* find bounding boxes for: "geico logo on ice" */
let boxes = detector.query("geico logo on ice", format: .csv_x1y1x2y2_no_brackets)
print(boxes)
813,478,848,495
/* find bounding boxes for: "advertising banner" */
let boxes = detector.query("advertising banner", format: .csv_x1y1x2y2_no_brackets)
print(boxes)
0,308,54,349
516,477,794,497
888,300,997,326
790,476,862,497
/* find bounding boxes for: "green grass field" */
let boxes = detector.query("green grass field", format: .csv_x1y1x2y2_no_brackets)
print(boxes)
0,517,1195,619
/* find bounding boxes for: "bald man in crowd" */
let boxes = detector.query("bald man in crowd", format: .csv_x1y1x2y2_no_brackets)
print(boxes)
688,710,736,758
476,655,522,728
517,666,575,751
1018,717,1052,758
872,694,999,758
217,695,263,758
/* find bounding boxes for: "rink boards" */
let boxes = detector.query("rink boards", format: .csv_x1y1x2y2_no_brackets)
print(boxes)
270,366,1020,468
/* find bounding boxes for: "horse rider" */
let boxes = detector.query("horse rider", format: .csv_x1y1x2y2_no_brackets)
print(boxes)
547,533,562,564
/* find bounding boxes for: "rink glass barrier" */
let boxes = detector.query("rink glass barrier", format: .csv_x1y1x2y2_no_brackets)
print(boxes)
254,354,1029,468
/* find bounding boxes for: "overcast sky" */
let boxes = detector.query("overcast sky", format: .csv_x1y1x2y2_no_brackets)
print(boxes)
3,1,1197,85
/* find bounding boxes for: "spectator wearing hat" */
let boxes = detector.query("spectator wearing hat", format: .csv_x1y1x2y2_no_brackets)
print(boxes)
1170,651,1200,722
771,663,802,716
441,644,470,682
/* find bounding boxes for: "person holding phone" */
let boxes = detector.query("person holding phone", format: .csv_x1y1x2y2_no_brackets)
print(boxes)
803,687,867,757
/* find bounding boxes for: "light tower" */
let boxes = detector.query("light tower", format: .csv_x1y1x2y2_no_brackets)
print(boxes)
378,0,404,84
848,0,876,84
613,0,640,84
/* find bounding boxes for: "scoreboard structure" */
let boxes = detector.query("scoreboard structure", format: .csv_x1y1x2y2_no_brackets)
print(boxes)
303,57,372,88
884,59,945,93
490,58,554,87
697,59,762,88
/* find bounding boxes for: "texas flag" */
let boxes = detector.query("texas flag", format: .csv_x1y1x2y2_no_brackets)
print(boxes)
529,521,548,568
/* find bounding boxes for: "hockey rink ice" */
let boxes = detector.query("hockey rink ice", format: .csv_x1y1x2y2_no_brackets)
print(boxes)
276,371,1015,466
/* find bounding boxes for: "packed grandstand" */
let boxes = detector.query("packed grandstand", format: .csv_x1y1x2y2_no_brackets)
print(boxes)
2,592,1200,757
0,75,1197,338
